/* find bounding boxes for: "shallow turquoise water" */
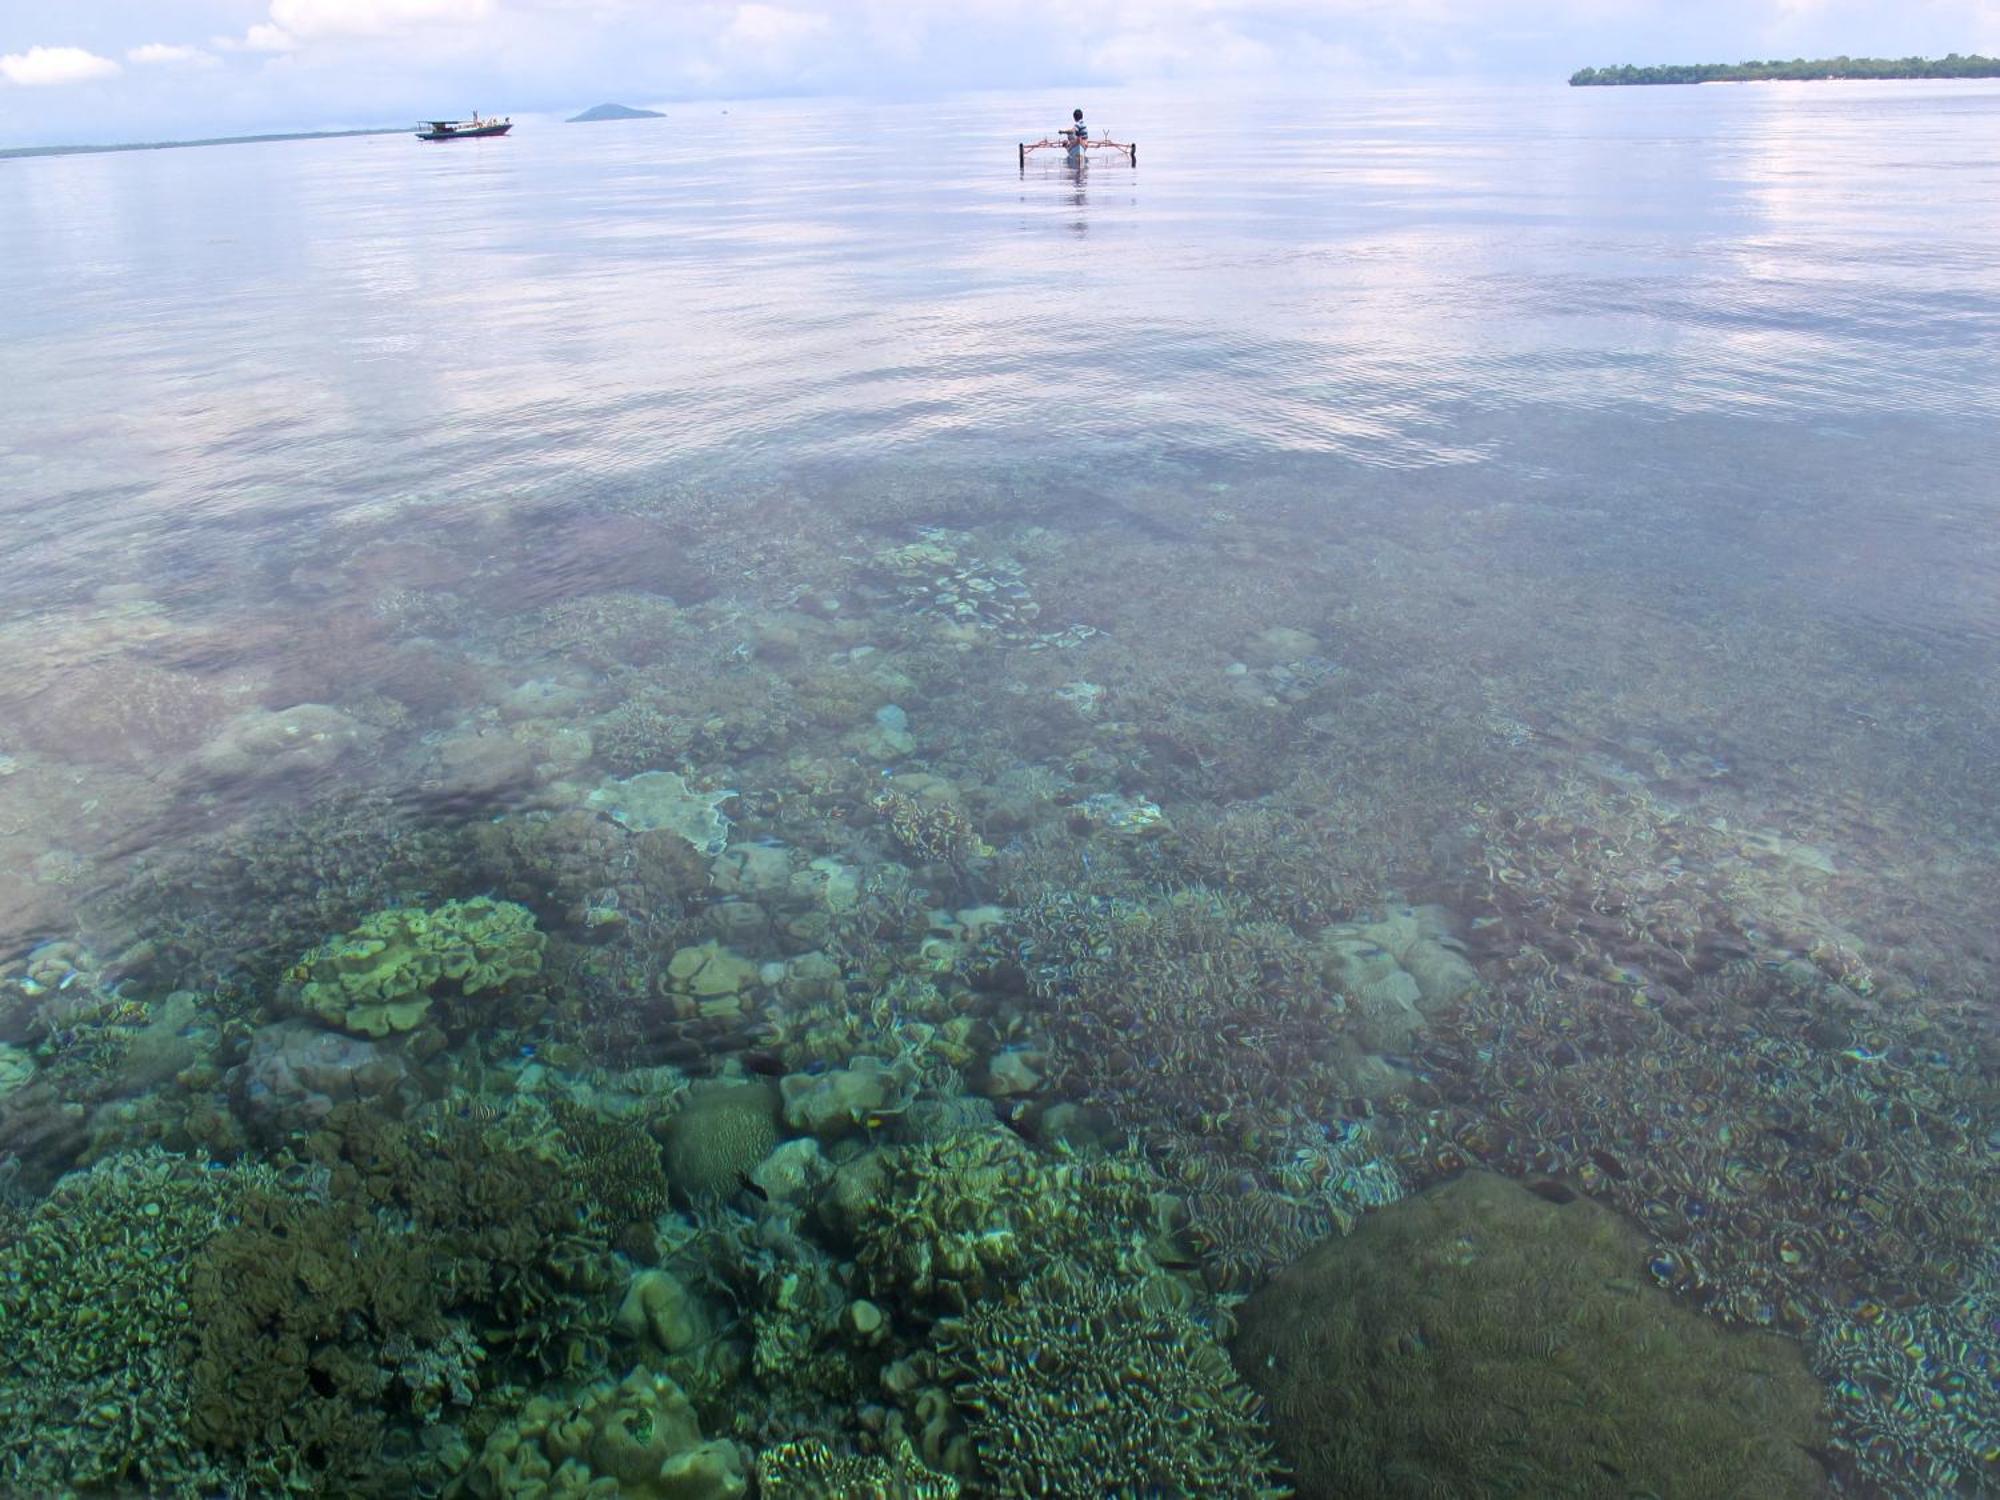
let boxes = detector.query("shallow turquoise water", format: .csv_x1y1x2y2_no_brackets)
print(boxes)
1,83,1998,1497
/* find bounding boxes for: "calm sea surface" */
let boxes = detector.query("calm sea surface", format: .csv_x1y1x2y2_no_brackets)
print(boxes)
2,82,1999,1497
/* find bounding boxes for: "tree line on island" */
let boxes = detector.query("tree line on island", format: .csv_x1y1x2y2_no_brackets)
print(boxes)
1571,53,2000,86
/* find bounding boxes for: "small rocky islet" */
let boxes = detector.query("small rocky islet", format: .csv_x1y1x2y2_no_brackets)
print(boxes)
0,507,1995,1497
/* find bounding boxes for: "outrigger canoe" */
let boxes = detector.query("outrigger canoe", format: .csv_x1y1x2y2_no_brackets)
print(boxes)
1019,133,1135,167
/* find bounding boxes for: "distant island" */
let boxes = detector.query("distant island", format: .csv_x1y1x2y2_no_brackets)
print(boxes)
567,103,664,123
0,126,403,161
1571,53,2000,86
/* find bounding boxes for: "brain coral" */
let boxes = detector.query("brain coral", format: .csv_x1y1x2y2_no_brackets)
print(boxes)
663,1080,779,1201
1230,1171,1828,1499
286,896,544,1036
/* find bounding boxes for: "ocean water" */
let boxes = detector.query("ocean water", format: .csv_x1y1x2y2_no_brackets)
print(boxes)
1,83,1998,1497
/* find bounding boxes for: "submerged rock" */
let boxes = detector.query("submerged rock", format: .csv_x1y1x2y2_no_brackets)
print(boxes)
228,1022,416,1136
779,1055,919,1139
193,702,370,782
1318,904,1478,1052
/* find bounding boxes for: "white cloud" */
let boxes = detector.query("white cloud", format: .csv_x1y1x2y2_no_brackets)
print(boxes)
214,0,495,56
126,43,220,68
722,4,833,53
213,24,298,54
0,45,121,87
270,0,496,41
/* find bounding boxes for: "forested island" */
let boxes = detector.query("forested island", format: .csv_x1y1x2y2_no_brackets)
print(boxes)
568,103,665,123
1571,54,2000,86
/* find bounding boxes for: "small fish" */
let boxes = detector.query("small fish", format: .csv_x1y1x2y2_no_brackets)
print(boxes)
1587,1148,1629,1180
1154,1257,1203,1274
995,1102,1038,1142
736,1172,768,1203
739,1049,787,1077
1524,1178,1579,1205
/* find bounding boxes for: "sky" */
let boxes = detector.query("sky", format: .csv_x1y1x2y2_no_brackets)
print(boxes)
3,0,1998,144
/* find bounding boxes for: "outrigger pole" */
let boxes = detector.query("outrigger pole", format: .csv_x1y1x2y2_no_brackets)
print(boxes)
1018,137,1137,168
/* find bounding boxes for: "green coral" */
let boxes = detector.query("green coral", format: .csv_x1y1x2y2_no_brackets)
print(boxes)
456,1366,746,1499
287,896,545,1037
933,1257,1288,1499
757,1435,961,1498
0,1149,283,1495
1230,1171,1828,1499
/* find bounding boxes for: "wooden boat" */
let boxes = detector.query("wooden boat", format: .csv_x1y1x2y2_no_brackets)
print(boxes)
416,116,512,141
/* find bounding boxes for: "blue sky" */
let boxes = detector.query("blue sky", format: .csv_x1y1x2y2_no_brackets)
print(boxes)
4,0,1998,144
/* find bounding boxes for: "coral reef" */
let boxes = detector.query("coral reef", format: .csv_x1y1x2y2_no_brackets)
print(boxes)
286,896,545,1037
1231,1171,1827,1499
12,452,1998,1500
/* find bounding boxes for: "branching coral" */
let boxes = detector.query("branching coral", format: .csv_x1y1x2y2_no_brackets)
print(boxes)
549,1094,670,1232
757,1434,961,1498
0,1149,284,1495
933,1257,1288,1499
185,1104,618,1492
854,1126,1168,1314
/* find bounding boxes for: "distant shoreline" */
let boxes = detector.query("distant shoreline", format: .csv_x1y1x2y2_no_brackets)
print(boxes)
1571,55,2000,87
0,126,405,162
